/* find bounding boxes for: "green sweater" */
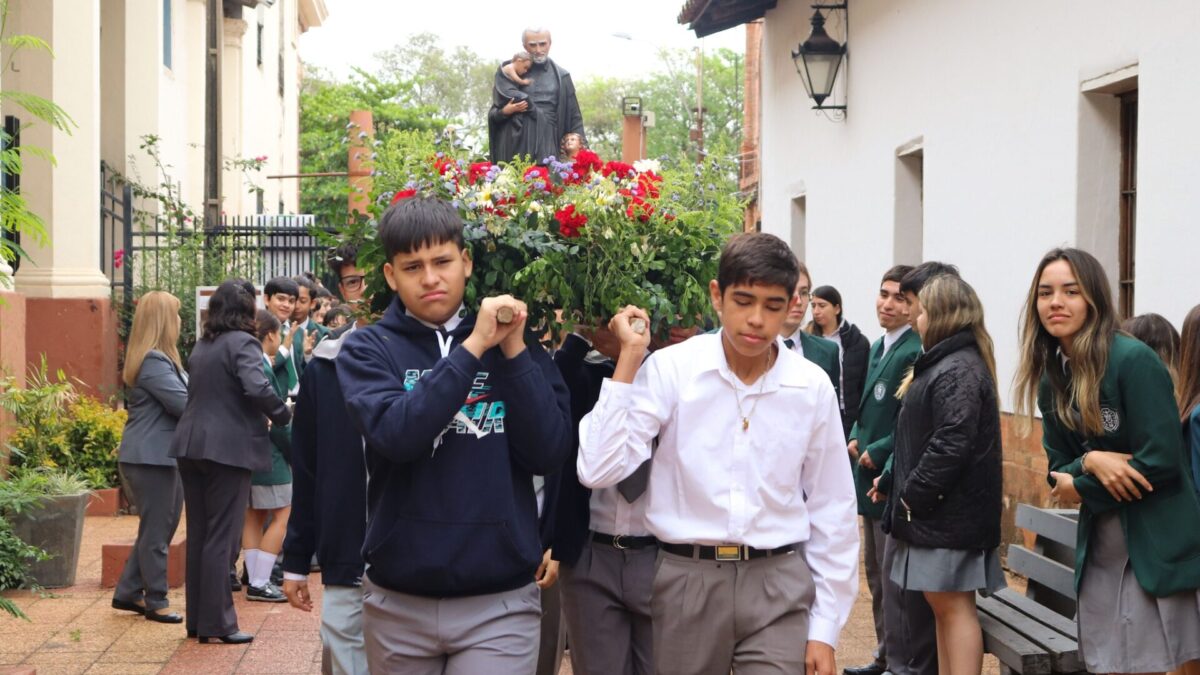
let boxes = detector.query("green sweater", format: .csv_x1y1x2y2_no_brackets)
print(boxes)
1040,333,1200,597
252,359,292,487
849,328,922,519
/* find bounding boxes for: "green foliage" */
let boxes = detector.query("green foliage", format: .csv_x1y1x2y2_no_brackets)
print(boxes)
348,132,743,337
1,358,125,489
112,135,264,359
0,0,76,275
0,466,89,614
299,66,445,229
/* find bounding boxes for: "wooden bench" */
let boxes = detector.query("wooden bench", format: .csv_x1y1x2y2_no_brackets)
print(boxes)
978,504,1085,675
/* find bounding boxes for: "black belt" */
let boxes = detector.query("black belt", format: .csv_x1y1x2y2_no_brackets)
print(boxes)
591,532,659,550
660,542,797,561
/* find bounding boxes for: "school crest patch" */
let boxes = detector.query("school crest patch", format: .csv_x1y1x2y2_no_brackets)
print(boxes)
1100,407,1120,433
873,382,887,401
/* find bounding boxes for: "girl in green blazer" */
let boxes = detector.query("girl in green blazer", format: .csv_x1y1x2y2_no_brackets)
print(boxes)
1015,248,1200,674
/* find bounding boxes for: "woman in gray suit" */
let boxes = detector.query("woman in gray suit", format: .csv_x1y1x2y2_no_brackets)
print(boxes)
111,291,188,624
171,279,292,644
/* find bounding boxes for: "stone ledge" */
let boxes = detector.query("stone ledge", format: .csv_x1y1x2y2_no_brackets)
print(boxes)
100,538,186,589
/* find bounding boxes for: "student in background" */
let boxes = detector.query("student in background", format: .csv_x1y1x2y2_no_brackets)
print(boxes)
841,266,918,675
240,310,293,604
1122,313,1181,388
778,262,841,391
808,284,870,439
886,275,1005,675
1014,248,1200,674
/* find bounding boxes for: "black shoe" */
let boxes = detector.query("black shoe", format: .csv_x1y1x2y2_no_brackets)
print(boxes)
270,562,283,586
187,630,197,638
844,665,887,675
240,564,249,587
245,583,286,603
111,598,145,615
199,631,254,644
229,569,242,592
145,609,183,624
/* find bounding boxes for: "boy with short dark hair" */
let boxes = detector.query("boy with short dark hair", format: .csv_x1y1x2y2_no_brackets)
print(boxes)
264,276,304,395
579,232,859,675
337,196,573,673
842,264,919,675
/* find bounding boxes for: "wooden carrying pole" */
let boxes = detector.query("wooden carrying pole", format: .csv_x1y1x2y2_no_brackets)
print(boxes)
348,110,375,216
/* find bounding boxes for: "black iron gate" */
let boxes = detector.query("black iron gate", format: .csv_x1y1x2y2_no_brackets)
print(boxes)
2,115,22,272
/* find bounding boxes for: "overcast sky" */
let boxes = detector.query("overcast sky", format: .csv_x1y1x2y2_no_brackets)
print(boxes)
298,0,746,82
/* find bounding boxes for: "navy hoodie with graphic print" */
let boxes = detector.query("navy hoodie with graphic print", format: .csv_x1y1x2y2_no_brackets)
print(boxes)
337,297,573,598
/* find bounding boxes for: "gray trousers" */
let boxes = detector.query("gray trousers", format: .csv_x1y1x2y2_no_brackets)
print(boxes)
560,541,655,675
862,517,888,667
320,584,369,675
178,458,251,637
113,462,183,611
652,548,815,675
536,581,566,675
362,577,541,674
882,534,938,675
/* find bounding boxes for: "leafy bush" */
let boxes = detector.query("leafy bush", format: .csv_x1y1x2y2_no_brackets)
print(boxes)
1,359,126,489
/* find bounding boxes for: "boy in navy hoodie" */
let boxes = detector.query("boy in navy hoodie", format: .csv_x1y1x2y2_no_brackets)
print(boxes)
336,196,573,673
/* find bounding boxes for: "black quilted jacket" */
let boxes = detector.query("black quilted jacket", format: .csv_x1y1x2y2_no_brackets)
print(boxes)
884,329,1003,550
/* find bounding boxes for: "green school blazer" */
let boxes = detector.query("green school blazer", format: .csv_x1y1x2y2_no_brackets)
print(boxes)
290,319,330,381
798,331,840,391
253,360,292,487
1040,333,1200,597
850,328,922,519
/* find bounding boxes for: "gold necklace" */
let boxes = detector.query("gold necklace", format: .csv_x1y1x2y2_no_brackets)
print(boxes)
731,346,775,431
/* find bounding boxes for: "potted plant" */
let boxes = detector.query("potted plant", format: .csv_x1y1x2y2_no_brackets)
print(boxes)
0,476,50,620
0,468,89,589
1,358,127,517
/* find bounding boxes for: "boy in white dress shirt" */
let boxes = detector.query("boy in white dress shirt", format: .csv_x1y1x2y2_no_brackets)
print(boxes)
578,233,859,675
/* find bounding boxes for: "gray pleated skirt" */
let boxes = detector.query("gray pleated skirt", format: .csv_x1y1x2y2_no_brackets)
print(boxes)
1077,511,1200,673
249,482,292,510
889,540,1007,596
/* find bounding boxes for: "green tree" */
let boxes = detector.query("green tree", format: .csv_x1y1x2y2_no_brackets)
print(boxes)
639,47,743,162
574,76,631,160
374,33,495,151
298,67,444,226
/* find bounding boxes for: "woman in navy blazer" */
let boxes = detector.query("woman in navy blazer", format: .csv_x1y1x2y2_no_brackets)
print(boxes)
170,279,291,644
111,291,189,624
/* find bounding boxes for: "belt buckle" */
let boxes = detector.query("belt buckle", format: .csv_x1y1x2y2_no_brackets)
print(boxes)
714,545,743,561
612,535,629,550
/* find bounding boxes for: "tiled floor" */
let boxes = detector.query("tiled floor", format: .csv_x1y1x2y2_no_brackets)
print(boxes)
1,515,1004,674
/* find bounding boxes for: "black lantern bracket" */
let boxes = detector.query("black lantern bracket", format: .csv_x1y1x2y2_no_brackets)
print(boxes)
792,2,849,121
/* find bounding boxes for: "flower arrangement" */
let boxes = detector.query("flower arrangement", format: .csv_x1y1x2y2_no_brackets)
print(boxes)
338,130,744,336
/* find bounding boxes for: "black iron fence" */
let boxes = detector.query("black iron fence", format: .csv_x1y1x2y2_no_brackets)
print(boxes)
100,161,339,337
2,115,22,272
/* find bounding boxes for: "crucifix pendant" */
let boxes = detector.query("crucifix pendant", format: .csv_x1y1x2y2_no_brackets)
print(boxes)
742,418,750,431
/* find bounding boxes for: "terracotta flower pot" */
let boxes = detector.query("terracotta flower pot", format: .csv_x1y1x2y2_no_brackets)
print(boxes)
86,487,122,516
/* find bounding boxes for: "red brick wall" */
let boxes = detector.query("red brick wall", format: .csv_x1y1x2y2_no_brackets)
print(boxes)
1001,413,1051,548
25,297,120,402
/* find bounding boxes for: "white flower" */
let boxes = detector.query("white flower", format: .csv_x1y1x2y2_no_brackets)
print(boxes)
633,159,661,174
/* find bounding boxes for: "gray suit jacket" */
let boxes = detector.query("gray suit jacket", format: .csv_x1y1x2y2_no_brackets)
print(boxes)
169,331,292,472
118,350,190,466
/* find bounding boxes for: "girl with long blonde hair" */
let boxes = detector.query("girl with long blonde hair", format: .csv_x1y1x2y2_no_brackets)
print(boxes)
886,274,1005,675
1014,248,1200,675
111,291,189,624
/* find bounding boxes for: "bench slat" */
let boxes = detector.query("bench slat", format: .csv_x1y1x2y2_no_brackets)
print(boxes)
1007,545,1076,599
978,613,1053,675
990,588,1077,636
978,597,1083,673
1015,504,1078,548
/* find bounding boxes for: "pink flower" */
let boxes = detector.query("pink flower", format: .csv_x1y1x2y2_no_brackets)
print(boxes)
113,249,125,269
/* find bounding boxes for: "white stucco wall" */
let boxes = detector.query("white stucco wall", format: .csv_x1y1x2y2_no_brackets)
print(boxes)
759,0,1200,410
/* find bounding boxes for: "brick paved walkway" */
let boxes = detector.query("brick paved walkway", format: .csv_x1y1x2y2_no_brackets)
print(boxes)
1,514,1004,674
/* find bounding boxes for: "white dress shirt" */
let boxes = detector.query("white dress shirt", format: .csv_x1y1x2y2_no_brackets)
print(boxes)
577,332,860,647
590,484,652,537
881,324,912,358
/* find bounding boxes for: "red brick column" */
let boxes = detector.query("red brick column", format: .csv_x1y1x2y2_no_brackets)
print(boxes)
25,297,120,401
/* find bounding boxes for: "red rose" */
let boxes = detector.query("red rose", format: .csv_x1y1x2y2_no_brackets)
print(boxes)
601,161,635,179
524,165,550,181
555,204,588,238
434,157,457,176
390,188,417,205
467,162,493,184
572,149,603,177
